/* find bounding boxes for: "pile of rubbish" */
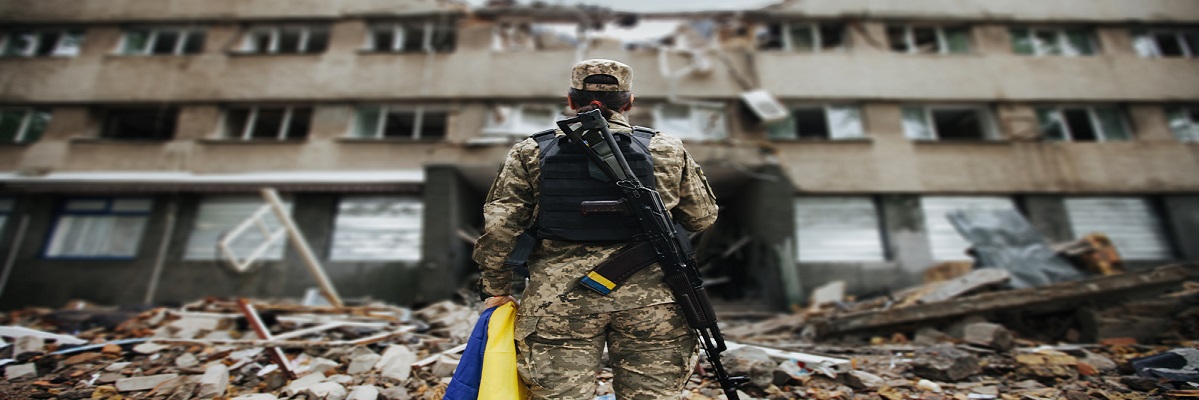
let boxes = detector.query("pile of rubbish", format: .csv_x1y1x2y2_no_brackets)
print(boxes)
1,262,1197,400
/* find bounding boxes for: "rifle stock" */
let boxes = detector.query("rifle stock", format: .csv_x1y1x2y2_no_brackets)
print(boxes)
557,110,747,399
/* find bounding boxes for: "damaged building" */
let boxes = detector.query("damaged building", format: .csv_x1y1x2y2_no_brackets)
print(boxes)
0,0,1196,310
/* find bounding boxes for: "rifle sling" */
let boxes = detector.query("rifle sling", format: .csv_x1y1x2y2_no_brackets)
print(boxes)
579,241,658,295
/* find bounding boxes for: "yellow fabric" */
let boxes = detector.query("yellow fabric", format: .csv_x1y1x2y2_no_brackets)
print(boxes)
480,302,528,400
586,271,617,290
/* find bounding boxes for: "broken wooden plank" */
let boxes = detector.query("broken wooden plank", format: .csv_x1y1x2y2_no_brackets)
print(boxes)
813,264,1198,337
918,268,1010,304
724,341,851,377
0,326,87,345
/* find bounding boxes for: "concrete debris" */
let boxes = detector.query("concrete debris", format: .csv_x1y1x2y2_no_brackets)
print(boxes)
5,362,36,380
115,373,180,392
197,363,230,398
912,344,980,382
305,381,349,400
376,344,418,381
960,321,1014,351
346,352,381,374
346,385,380,400
13,335,45,358
721,346,775,388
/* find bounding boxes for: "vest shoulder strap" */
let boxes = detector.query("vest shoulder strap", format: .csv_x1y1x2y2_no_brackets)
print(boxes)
531,129,558,159
630,126,655,153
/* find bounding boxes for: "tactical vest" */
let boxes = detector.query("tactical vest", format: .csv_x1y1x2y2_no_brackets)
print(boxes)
532,126,656,242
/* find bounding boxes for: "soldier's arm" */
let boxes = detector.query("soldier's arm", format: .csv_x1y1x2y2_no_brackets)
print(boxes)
472,139,538,298
672,150,719,232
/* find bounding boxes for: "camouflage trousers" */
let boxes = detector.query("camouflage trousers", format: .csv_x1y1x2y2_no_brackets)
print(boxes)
514,303,699,400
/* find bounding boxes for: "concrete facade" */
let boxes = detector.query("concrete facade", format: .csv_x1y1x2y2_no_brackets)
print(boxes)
0,0,1197,309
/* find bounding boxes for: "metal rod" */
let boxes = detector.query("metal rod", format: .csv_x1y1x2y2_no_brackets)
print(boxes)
237,298,297,379
144,198,177,304
259,188,344,307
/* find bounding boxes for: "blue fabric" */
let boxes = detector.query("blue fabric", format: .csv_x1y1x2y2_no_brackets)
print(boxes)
444,307,497,400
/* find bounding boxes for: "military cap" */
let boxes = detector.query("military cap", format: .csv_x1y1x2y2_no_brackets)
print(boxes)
570,59,633,92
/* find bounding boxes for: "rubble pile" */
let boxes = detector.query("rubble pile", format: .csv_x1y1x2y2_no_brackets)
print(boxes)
0,264,1196,400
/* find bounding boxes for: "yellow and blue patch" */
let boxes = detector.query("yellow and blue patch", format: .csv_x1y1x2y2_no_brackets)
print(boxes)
580,271,617,295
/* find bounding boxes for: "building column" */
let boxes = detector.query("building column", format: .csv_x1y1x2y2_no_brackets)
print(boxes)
422,165,484,302
880,194,932,284
1163,195,1199,261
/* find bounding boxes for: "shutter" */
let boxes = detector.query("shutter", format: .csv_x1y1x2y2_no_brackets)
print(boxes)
1065,197,1172,260
921,196,1016,261
795,197,885,262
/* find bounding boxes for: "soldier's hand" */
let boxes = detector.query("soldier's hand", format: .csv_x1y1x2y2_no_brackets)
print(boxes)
483,295,517,309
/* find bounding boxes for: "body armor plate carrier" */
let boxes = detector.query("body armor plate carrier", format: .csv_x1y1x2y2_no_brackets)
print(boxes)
532,126,655,242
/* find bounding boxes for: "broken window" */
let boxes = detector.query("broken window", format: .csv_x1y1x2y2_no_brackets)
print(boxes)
353,106,447,140
120,27,205,55
483,104,563,136
652,103,727,141
1166,106,1199,142
0,198,12,233
1035,106,1131,142
100,108,178,140
887,25,971,54
330,196,423,262
902,105,996,141
240,25,329,54
45,197,152,259
493,22,580,51
767,105,863,140
757,22,846,52
0,108,50,143
185,196,291,261
1131,28,1199,58
366,20,456,53
1064,197,1172,260
795,197,885,262
1010,27,1097,56
0,29,84,57
224,106,312,140
921,196,1017,261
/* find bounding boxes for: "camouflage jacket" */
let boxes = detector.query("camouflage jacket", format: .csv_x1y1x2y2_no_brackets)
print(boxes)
473,112,719,316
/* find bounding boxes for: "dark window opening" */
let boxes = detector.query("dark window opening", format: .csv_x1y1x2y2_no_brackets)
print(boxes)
912,27,938,53
305,29,329,53
819,25,844,50
182,31,205,54
278,29,302,53
1154,32,1184,56
401,25,425,52
371,28,395,51
931,109,986,140
758,24,784,50
383,111,415,138
35,32,60,56
287,108,311,139
249,108,286,139
1063,109,1098,141
152,31,179,54
420,111,448,139
102,108,178,140
793,108,829,139
429,25,456,52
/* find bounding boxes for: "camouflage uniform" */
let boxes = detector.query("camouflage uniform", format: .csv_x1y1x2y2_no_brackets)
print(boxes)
472,59,719,400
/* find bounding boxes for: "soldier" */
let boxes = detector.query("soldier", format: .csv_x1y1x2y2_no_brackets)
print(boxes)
473,59,719,399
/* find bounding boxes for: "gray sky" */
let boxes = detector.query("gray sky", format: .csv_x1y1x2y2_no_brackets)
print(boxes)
462,0,782,13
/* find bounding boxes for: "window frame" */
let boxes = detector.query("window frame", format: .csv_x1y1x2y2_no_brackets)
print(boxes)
1132,27,1198,58
239,24,329,55
769,103,865,140
119,27,205,56
481,103,563,136
1035,105,1133,142
1166,105,1199,142
44,197,153,260
759,22,847,53
352,105,448,140
184,195,292,261
0,29,84,57
887,24,972,55
1010,26,1098,56
365,20,455,53
0,107,51,143
222,105,312,141
902,104,999,141
98,107,179,140
651,103,728,141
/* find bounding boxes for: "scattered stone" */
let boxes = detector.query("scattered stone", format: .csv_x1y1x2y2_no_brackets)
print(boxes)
149,375,199,398
97,373,123,384
1015,350,1079,380
375,345,417,381
430,355,460,378
916,379,942,393
912,344,980,382
92,386,120,399
809,280,846,307
305,381,348,400
722,346,775,388
115,373,179,392
327,374,353,385
347,353,381,375
63,352,106,365
133,342,168,354
105,362,131,372
14,336,45,357
101,344,123,354
5,363,37,380
972,385,1000,395
961,322,1014,351
379,386,412,400
197,363,230,398
284,373,327,397
772,360,806,386
231,395,279,400
913,327,954,346
843,370,885,390
1079,351,1118,374
307,357,340,375
346,385,380,400
175,353,199,368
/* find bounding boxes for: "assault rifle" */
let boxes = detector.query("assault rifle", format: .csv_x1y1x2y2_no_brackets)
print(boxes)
557,109,747,400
